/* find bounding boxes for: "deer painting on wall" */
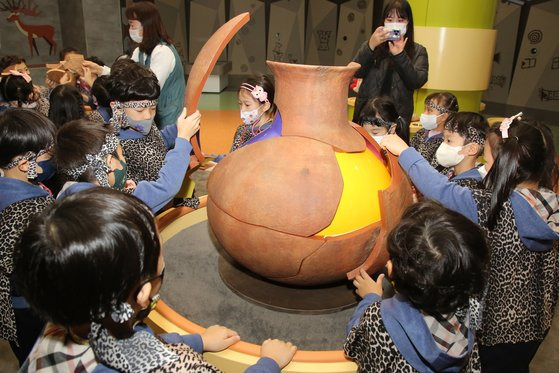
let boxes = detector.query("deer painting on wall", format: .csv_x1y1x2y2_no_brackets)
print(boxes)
0,0,57,56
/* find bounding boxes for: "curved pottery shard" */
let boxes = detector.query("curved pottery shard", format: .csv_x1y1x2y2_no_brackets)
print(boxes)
267,60,365,153
184,12,250,162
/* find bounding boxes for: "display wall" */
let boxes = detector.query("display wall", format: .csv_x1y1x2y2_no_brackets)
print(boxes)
484,0,559,114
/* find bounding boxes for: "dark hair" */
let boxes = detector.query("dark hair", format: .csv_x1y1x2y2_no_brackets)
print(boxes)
445,112,488,155
125,1,172,55
85,56,105,67
0,55,26,71
424,92,459,114
484,119,557,229
48,84,86,128
109,62,160,102
387,200,488,314
91,75,112,108
0,74,33,106
372,0,416,64
54,119,112,182
0,108,56,168
59,47,80,61
239,74,276,116
358,96,406,139
485,122,504,161
14,188,160,326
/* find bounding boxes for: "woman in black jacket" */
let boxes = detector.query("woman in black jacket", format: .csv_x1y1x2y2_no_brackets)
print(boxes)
352,0,428,143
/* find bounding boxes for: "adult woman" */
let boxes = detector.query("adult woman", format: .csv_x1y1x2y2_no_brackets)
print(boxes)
126,1,185,129
84,2,185,129
352,0,428,143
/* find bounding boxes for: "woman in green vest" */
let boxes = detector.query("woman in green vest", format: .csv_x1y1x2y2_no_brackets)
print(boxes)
125,1,185,129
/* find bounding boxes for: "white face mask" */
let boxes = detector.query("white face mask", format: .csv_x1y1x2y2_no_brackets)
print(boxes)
420,113,443,131
129,27,143,43
384,22,407,38
21,101,38,109
478,164,488,179
240,106,263,125
372,135,386,144
436,142,465,167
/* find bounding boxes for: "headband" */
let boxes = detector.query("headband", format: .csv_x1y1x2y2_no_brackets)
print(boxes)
109,99,158,132
5,69,32,83
426,100,455,114
445,120,486,148
3,145,52,179
61,133,120,187
240,83,269,103
360,116,393,129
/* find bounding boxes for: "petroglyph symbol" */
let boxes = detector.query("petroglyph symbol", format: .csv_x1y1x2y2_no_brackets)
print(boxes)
316,30,332,51
490,75,506,88
540,88,559,101
527,29,542,44
521,58,536,69
552,57,559,70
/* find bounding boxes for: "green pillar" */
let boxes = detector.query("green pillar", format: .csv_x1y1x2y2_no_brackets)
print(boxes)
408,0,498,114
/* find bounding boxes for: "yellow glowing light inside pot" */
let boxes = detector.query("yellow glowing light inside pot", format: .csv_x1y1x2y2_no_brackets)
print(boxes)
316,148,391,237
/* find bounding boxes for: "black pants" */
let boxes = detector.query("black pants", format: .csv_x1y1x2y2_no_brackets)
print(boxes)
9,307,45,366
479,340,544,373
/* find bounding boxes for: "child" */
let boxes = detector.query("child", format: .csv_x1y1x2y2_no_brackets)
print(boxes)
16,188,297,372
478,122,504,179
90,75,112,122
344,200,487,372
0,71,46,113
410,92,458,170
357,96,406,144
0,108,56,365
381,117,559,372
55,109,200,213
230,74,276,152
434,112,488,188
48,84,104,128
108,61,179,184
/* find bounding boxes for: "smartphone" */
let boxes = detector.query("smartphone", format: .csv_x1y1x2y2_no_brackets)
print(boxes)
387,29,401,41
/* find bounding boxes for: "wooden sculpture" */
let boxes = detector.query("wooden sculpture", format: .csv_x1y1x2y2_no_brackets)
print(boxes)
184,12,250,163
207,61,414,286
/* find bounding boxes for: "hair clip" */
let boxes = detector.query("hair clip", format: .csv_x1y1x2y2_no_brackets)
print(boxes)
240,83,269,103
500,112,522,139
110,301,134,323
8,69,32,83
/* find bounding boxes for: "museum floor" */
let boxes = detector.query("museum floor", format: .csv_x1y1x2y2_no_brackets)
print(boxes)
1,91,558,371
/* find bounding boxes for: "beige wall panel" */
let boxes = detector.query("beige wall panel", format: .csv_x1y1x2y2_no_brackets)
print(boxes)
189,0,226,64
507,5,559,111
228,0,266,74
334,0,373,66
482,2,521,104
305,0,338,66
155,0,188,66
268,0,305,64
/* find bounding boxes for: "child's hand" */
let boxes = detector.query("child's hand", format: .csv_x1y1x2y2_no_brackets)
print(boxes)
260,339,297,369
353,268,384,298
380,134,409,156
82,60,104,76
201,325,240,352
177,108,201,140
124,180,137,189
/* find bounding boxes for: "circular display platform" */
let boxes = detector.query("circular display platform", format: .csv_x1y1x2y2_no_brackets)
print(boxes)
218,255,357,314
149,201,359,372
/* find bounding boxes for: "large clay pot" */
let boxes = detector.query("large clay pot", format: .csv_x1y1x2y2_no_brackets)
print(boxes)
207,61,413,286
